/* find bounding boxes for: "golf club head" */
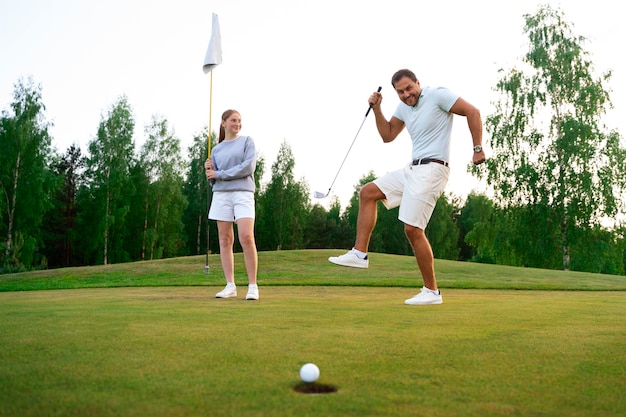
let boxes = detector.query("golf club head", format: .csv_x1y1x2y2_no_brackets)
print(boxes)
313,191,328,199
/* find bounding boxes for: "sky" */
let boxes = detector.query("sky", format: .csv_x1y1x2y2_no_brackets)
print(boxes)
1,0,624,210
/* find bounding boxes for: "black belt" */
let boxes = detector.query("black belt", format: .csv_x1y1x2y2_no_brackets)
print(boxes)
412,158,449,167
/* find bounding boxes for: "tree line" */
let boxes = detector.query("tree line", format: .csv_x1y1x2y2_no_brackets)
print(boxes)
1,5,625,275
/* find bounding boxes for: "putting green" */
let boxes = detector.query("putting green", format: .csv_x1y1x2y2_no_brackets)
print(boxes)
1,287,624,417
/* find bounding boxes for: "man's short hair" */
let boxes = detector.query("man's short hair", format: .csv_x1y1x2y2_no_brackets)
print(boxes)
392,69,417,87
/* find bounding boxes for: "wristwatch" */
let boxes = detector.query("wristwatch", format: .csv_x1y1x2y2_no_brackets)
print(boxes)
473,145,483,153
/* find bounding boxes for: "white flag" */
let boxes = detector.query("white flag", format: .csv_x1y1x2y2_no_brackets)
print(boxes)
203,13,222,74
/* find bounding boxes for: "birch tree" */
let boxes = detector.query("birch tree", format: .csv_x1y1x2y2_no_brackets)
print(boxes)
256,140,309,251
83,96,135,265
0,77,52,270
138,115,186,260
475,5,626,270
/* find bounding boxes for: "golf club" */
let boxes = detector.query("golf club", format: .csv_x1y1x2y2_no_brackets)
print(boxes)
314,86,382,199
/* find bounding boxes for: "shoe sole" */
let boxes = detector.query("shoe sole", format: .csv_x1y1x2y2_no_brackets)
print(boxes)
328,259,368,269
404,299,443,305
216,293,237,298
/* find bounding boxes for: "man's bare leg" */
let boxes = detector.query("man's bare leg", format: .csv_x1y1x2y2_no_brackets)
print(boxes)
404,224,437,291
328,182,386,268
353,183,386,253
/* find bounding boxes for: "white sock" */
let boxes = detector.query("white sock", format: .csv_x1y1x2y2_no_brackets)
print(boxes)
226,282,236,288
352,248,367,259
248,284,258,289
425,286,439,295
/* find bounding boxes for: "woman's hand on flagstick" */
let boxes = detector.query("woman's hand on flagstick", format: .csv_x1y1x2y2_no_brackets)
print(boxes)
204,159,214,180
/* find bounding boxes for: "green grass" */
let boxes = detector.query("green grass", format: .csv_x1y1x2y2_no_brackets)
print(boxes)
2,250,625,292
0,250,625,416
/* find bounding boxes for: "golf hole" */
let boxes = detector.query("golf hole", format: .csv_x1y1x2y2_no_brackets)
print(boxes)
293,382,338,394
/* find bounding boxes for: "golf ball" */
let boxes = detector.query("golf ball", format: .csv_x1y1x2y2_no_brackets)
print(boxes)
300,363,320,383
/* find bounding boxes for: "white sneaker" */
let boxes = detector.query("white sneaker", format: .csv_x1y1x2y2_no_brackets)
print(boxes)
246,286,259,300
328,251,368,268
215,285,237,298
404,287,443,305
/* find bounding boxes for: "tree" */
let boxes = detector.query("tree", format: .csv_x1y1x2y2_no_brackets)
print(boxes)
256,140,310,250
474,5,626,270
458,193,495,263
570,224,625,275
0,77,54,271
373,205,409,256
79,96,135,265
426,193,460,261
42,144,84,267
324,196,352,250
303,204,330,249
136,115,187,260
182,128,214,256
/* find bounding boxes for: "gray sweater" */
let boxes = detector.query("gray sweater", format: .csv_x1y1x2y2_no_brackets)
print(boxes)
210,135,256,192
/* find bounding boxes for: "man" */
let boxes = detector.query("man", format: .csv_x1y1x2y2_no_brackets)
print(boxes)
329,69,485,305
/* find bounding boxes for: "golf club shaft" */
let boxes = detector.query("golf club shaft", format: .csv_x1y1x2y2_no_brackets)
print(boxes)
322,86,382,197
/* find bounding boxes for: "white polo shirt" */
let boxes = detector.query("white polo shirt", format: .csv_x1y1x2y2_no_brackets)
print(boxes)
392,86,459,161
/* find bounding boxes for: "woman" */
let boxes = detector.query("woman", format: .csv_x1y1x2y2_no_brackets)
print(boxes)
205,109,259,300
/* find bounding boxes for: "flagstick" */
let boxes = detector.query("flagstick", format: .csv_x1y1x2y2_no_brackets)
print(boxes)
205,70,213,274
203,12,221,274
208,70,213,158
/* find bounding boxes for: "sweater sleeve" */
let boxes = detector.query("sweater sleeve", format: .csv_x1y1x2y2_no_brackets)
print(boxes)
214,136,256,181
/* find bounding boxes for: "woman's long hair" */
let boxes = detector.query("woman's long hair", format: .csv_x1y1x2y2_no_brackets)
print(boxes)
218,109,240,143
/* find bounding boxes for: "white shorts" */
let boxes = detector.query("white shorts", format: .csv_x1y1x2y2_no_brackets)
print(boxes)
209,191,255,222
373,162,449,229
